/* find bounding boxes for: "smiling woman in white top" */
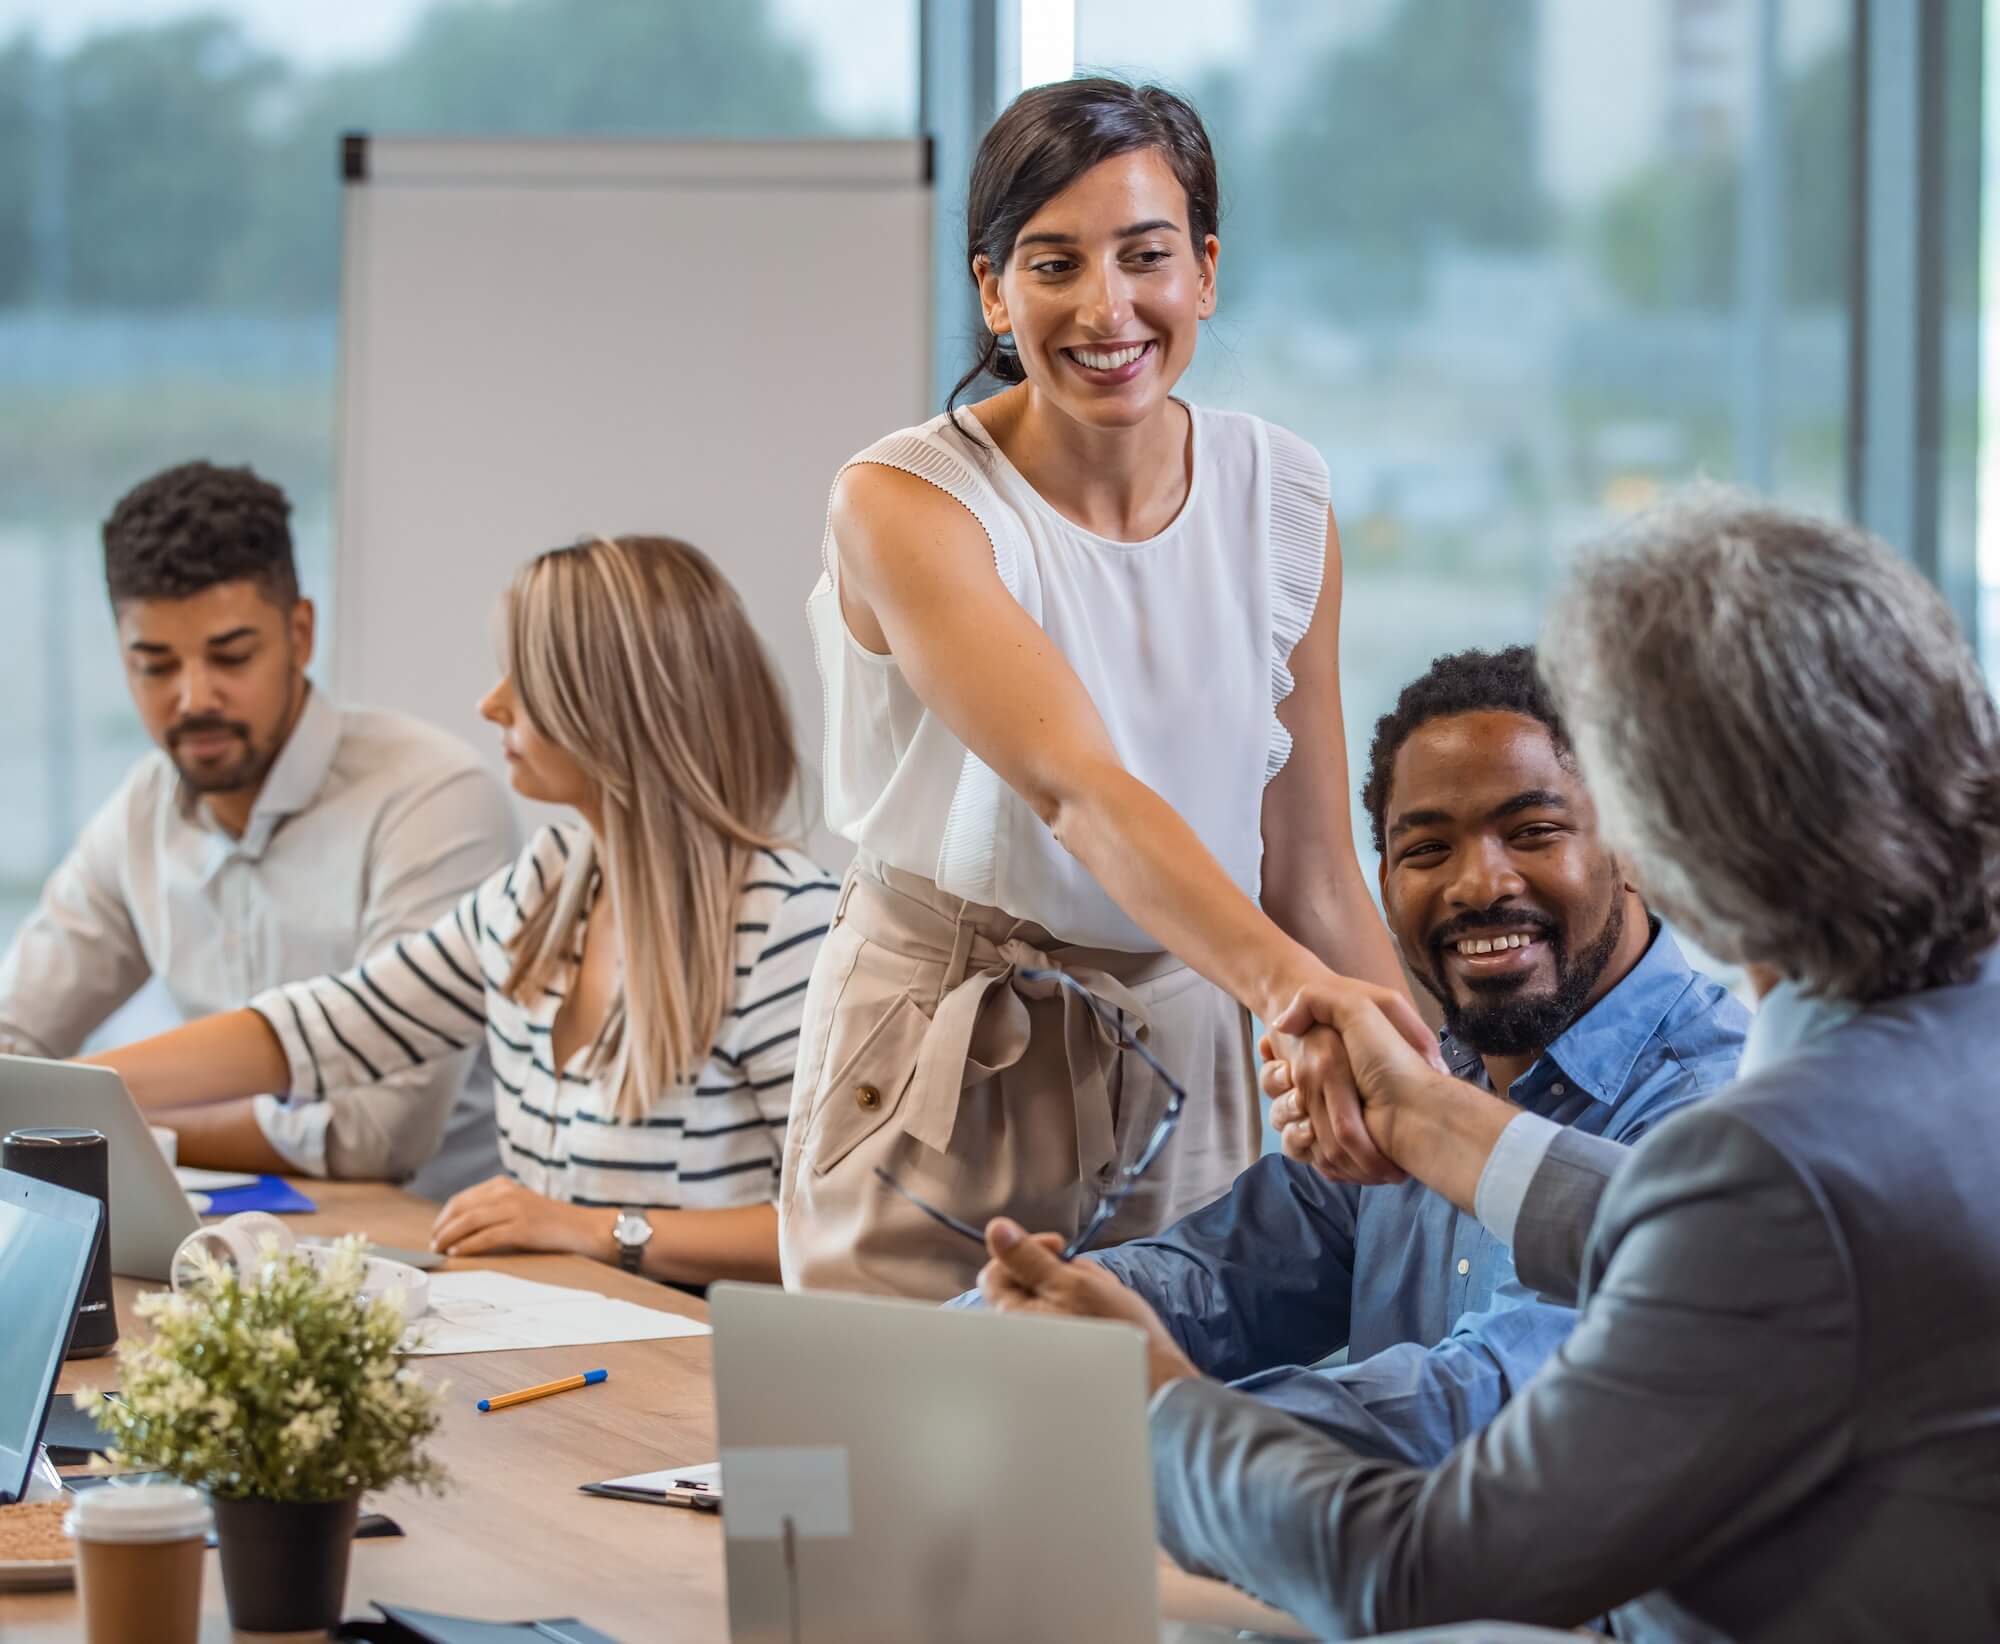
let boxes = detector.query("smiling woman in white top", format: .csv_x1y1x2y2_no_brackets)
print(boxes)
781,78,1432,1300
90,534,834,1286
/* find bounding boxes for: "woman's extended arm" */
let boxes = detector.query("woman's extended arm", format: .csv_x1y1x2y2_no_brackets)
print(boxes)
832,465,1418,1043
83,883,490,1110
429,1186,781,1284
81,1008,292,1111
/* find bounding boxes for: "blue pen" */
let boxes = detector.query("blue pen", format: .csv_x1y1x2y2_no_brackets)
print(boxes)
477,1368,608,1412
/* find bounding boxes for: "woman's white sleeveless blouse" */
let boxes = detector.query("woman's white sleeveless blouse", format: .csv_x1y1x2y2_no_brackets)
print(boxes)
807,403,1328,952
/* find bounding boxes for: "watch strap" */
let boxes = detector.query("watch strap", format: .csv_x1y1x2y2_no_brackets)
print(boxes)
614,1210,645,1273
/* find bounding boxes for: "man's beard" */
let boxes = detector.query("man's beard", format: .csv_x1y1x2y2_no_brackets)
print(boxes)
1418,894,1628,1059
167,717,264,792
166,672,294,795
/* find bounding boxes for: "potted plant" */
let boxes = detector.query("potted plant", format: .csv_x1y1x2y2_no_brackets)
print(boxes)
78,1235,445,1635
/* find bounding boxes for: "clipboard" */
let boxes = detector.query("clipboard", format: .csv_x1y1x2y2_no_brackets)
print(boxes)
578,1461,721,1513
338,1602,622,1642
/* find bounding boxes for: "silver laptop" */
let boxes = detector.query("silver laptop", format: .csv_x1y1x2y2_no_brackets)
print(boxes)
710,1283,1159,1644
0,1055,198,1281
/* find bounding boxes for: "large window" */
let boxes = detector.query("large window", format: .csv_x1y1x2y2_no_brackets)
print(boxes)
2,0,1986,950
0,0,917,940
1072,0,1859,851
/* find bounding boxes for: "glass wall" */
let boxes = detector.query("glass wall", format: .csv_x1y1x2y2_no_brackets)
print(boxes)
0,0,917,941
1071,0,1856,856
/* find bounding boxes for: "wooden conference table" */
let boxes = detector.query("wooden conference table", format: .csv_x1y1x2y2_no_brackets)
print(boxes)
6,1180,1310,1642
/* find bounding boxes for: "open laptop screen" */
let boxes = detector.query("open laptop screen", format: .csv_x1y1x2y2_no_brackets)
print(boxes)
0,1167,103,1503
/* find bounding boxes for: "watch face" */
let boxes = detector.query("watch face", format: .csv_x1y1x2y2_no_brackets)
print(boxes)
614,1211,653,1247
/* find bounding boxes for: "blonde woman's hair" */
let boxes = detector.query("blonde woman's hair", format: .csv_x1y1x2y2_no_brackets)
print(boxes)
502,535,799,1121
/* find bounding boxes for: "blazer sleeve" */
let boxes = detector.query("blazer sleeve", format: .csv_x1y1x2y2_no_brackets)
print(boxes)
1510,1126,1631,1302
1148,1108,1859,1638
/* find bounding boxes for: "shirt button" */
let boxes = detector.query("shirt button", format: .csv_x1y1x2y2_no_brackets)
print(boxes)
1456,1258,1471,1276
1552,1083,1566,1096
855,1085,881,1111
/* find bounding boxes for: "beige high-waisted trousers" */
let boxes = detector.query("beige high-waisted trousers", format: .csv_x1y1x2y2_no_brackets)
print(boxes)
778,854,1260,1300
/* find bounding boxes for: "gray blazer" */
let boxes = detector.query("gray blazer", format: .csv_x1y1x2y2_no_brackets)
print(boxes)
1150,954,2000,1641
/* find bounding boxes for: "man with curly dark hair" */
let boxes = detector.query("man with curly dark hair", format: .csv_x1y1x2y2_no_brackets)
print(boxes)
99,462,307,806
0,461,515,1194
964,644,1747,1469
1358,646,1645,1064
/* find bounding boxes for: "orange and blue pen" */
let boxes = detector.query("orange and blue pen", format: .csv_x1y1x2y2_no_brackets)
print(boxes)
476,1368,608,1413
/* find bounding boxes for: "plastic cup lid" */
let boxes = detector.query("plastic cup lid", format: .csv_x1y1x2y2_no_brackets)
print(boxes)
64,1483,212,1543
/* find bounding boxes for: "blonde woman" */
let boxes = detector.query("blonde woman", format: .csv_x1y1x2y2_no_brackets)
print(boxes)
88,535,835,1285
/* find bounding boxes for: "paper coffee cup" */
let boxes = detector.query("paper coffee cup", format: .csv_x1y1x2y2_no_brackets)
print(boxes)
148,1124,178,1166
66,1484,210,1644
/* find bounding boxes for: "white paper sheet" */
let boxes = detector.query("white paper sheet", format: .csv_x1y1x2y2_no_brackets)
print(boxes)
403,1269,711,1356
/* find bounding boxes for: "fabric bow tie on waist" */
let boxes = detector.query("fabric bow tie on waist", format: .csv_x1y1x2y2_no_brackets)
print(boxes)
901,934,1152,1180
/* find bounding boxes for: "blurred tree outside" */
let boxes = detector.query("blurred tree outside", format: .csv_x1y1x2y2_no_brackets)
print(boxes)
0,0,874,927
1261,0,1547,316
1594,43,1866,311
0,0,854,521
0,0,838,316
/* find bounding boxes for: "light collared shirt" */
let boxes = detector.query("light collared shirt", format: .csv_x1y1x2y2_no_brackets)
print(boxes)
1473,972,1857,1248
0,687,517,1189
1093,925,1749,1464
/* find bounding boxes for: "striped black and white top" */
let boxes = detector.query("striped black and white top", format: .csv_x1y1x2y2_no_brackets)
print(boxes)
249,825,836,1210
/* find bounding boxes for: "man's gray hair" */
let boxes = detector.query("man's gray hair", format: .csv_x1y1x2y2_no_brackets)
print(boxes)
1540,488,2000,1003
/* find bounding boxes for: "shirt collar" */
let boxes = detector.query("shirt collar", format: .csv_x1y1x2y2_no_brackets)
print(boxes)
188,686,340,860
1440,920,1696,1110
1738,978,1859,1078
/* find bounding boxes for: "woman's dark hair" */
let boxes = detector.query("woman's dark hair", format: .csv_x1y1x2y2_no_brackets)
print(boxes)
947,76,1221,414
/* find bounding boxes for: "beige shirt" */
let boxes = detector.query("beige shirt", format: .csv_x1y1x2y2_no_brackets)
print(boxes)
0,688,517,1188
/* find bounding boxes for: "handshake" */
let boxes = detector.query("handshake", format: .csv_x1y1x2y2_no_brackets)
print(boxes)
979,975,1515,1390
1255,976,1516,1215
1258,976,1450,1186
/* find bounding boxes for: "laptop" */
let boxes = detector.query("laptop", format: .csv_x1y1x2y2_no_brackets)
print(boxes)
0,1167,104,1503
0,1055,198,1281
710,1283,1158,1644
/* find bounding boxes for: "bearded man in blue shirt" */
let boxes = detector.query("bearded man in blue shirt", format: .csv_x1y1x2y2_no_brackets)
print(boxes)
1044,644,1749,1466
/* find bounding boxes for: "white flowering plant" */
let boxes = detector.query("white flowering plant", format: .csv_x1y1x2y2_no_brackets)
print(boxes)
77,1235,447,1503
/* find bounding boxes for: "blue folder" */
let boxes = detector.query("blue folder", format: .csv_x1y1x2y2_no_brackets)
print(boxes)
198,1175,316,1215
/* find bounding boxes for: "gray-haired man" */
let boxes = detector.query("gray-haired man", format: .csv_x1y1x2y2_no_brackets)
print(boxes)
982,493,2000,1640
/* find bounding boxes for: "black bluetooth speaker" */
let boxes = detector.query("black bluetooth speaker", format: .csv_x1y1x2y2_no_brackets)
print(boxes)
2,1127,119,1357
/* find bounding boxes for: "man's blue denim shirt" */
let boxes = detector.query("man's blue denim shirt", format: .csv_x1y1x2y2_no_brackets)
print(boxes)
1090,925,1749,1465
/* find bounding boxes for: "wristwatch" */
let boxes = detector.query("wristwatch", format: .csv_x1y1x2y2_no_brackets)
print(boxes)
611,1208,654,1274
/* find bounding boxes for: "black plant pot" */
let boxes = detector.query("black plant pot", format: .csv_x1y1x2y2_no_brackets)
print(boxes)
212,1492,360,1635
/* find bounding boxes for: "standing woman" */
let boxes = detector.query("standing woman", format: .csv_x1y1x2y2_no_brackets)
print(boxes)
783,78,1424,1300
91,535,835,1286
